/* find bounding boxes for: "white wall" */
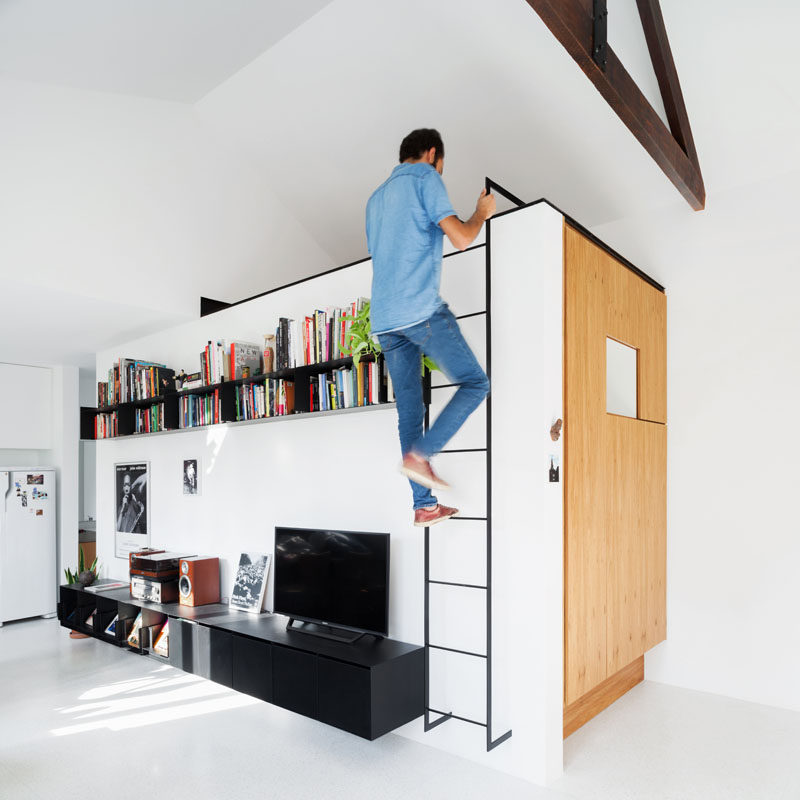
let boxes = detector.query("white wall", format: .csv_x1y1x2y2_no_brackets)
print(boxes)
0,76,336,370
592,172,800,713
0,363,52,449
94,204,565,785
79,370,96,521
50,366,80,580
79,442,96,521
0,77,334,314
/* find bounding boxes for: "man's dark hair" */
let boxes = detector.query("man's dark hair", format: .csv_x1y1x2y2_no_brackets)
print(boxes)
399,128,444,164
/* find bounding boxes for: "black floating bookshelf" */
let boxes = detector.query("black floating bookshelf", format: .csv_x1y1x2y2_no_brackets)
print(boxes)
82,354,391,441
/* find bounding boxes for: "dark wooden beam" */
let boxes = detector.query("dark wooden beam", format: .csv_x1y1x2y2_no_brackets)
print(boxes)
635,0,700,170
524,0,705,210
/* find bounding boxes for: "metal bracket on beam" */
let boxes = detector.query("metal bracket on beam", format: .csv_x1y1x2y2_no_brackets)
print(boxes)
593,0,608,70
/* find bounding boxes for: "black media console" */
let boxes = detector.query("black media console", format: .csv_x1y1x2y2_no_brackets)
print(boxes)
57,584,424,740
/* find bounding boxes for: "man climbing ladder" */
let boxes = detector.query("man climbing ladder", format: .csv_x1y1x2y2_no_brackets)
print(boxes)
366,128,495,526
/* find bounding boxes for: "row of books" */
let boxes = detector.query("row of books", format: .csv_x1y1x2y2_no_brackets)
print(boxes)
178,389,221,429
135,403,166,434
94,411,118,439
308,359,384,412
234,379,295,420
99,298,370,408
199,340,263,386
97,359,175,406
273,298,368,370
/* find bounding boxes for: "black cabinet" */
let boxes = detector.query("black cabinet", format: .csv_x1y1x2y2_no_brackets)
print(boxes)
232,636,272,702
209,628,232,688
272,646,318,718
57,586,423,741
170,619,206,674
209,615,425,740
317,657,371,738
168,621,231,686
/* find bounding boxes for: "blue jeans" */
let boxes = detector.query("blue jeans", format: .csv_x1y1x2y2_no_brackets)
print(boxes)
378,304,489,509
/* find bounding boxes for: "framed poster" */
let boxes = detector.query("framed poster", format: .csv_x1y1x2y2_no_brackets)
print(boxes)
229,553,271,614
183,458,199,495
114,462,149,558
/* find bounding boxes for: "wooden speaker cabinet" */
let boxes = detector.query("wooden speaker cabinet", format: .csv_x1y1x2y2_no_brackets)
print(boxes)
178,557,220,606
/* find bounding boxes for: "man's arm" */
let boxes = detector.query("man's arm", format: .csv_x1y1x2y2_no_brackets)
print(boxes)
439,189,496,251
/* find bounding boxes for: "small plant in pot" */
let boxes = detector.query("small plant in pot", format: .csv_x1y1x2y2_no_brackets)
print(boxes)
341,300,440,375
340,300,382,365
64,550,100,639
65,548,100,588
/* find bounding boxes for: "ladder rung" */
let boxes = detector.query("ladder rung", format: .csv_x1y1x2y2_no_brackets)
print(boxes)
430,383,458,390
427,708,487,728
438,448,487,454
428,643,487,659
428,580,487,590
451,516,487,521
455,310,487,321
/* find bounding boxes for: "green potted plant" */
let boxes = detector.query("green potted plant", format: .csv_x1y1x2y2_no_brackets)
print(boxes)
65,547,100,588
341,299,439,375
340,300,382,364
64,549,101,639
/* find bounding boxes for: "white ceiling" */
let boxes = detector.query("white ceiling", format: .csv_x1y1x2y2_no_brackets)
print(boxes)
0,0,334,102
0,0,797,373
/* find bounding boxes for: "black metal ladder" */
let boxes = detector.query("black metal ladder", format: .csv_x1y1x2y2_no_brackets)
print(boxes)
422,179,523,752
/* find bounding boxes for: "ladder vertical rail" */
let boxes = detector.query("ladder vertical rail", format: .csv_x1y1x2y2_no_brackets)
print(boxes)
423,371,432,731
484,176,515,751
484,179,494,751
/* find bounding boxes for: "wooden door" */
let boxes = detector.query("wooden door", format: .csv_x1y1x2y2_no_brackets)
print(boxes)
564,224,667,728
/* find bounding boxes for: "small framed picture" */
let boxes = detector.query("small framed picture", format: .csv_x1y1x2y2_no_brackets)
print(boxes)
183,459,200,495
229,553,271,614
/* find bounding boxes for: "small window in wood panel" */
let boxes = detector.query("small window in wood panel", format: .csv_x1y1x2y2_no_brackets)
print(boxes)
607,338,637,418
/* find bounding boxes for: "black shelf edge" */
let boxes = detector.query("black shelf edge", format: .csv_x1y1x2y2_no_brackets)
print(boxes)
92,402,395,440
175,382,225,397
180,354,381,389
294,354,379,375
131,394,173,408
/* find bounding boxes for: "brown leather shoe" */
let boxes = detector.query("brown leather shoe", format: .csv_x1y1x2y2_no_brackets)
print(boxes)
414,504,459,527
400,453,450,491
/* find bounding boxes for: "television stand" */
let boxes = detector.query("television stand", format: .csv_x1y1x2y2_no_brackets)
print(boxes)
285,618,380,644
59,585,423,740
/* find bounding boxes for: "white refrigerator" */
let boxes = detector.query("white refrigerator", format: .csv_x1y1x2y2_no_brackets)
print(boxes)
0,468,57,625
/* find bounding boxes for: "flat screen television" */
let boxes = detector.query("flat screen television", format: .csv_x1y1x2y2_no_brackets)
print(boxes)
273,527,389,639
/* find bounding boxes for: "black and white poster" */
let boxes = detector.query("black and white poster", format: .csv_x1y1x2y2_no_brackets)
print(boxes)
115,462,149,558
230,553,270,614
183,459,199,495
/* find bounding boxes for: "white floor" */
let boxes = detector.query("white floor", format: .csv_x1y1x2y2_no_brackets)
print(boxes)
1,619,798,800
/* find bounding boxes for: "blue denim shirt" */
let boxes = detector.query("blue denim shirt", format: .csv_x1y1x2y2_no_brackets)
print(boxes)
366,163,456,334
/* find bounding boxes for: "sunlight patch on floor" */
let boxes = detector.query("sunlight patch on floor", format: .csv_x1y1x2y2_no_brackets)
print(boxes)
51,692,258,736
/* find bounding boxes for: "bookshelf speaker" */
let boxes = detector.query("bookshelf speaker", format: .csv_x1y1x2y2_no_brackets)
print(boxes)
178,557,220,607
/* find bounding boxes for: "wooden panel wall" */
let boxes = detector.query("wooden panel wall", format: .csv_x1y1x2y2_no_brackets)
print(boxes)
564,228,608,702
564,224,667,711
